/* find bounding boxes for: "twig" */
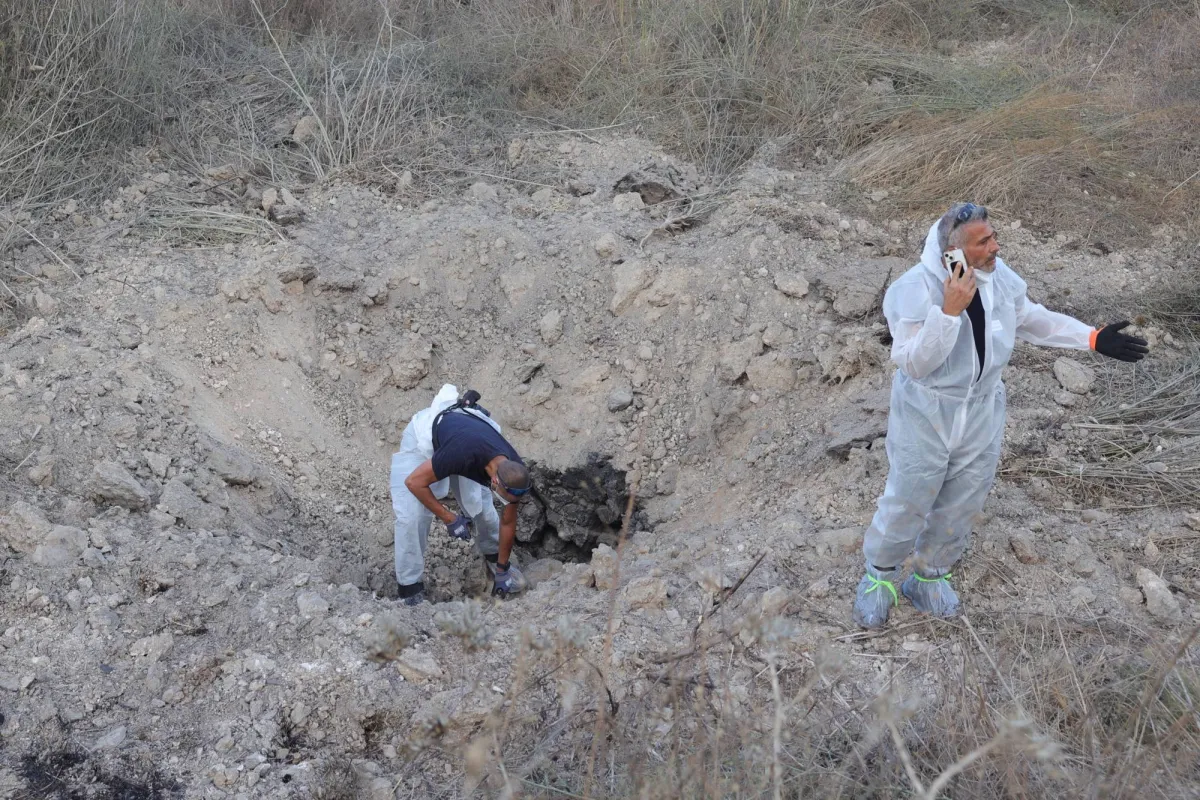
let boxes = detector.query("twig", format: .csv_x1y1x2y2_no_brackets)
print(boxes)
1087,8,1143,88
582,427,643,800
923,735,1006,799
888,720,926,796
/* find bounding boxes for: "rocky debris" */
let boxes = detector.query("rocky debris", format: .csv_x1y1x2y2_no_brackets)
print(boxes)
129,633,174,662
612,192,645,213
1054,391,1080,407
814,527,861,557
717,334,764,384
207,444,263,487
291,114,321,145
607,384,634,412
31,525,89,567
470,182,499,202
261,187,279,213
269,204,306,226
365,615,413,663
1136,567,1182,622
830,257,900,318
528,456,634,550
159,479,225,530
806,576,832,599
296,591,329,618
614,165,682,206
773,272,810,298
591,543,619,590
93,726,127,751
389,338,433,390
316,267,363,291
539,309,564,345
0,501,53,553
523,558,564,587
1053,358,1096,394
395,649,442,683
746,352,797,391
0,672,34,692
610,259,655,315
1008,530,1042,564
620,575,668,609
594,232,619,258
824,408,888,457
89,461,152,510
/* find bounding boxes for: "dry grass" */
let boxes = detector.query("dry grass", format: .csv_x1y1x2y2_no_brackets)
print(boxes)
1018,345,1200,507
5,0,1199,257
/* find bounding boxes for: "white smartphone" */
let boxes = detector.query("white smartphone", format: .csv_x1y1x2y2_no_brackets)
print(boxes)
942,248,966,277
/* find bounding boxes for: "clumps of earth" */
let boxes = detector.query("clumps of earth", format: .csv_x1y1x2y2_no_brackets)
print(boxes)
0,131,1197,798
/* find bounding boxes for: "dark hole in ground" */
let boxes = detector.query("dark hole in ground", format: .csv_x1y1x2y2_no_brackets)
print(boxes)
521,453,646,562
16,747,180,800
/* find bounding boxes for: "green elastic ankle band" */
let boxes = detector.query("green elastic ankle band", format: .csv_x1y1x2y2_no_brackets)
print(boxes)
914,572,952,583
865,574,899,606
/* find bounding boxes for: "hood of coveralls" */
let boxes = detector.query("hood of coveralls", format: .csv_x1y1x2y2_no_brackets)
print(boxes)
919,220,1004,285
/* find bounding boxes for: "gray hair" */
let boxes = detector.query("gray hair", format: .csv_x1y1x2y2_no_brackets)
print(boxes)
936,202,989,253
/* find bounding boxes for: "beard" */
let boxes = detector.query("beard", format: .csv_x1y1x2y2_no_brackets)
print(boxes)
972,255,998,272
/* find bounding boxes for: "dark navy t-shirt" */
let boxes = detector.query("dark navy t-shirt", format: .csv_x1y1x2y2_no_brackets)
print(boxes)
431,411,523,487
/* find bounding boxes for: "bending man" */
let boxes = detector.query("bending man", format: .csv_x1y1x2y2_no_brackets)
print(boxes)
854,203,1149,628
390,385,530,606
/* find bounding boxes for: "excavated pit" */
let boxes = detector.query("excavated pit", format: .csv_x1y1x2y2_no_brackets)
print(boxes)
519,453,645,563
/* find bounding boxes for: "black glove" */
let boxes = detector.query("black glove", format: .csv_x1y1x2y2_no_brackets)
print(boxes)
1093,321,1149,362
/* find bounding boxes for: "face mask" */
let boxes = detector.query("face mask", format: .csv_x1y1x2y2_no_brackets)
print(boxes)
492,489,510,506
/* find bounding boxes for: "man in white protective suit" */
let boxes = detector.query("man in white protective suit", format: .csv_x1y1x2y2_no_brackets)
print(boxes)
390,385,531,606
853,202,1149,628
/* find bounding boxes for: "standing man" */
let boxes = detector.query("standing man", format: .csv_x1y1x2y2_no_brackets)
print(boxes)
854,203,1149,628
391,385,531,606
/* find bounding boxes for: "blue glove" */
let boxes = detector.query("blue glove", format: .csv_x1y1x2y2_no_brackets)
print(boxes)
447,514,472,540
492,565,521,596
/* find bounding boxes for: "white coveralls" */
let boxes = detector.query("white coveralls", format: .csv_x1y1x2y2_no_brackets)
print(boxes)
389,384,502,586
864,223,1094,572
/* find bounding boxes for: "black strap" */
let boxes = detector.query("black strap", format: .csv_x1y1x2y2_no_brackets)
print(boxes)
431,391,486,451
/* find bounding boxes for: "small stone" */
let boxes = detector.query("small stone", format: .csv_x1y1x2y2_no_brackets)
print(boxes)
539,309,564,345
143,451,171,479
594,233,619,258
620,576,667,609
261,188,279,213
207,445,262,487
1145,539,1161,560
1054,391,1080,407
1071,558,1099,577
470,182,498,202
1081,509,1109,524
773,272,810,299
607,385,634,412
760,586,791,616
613,192,645,212
292,115,320,144
296,591,329,618
1053,358,1096,394
1136,567,1182,622
88,462,151,510
806,577,831,599
93,726,127,750
1009,530,1041,564
610,259,654,315
395,649,442,684
591,544,618,590
389,339,432,390
814,528,861,557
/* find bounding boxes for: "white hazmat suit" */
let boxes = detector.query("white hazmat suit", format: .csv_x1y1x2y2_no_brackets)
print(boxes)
390,384,502,587
856,222,1094,625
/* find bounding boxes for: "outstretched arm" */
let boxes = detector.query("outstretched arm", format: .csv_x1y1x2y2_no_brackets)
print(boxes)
1013,292,1094,349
